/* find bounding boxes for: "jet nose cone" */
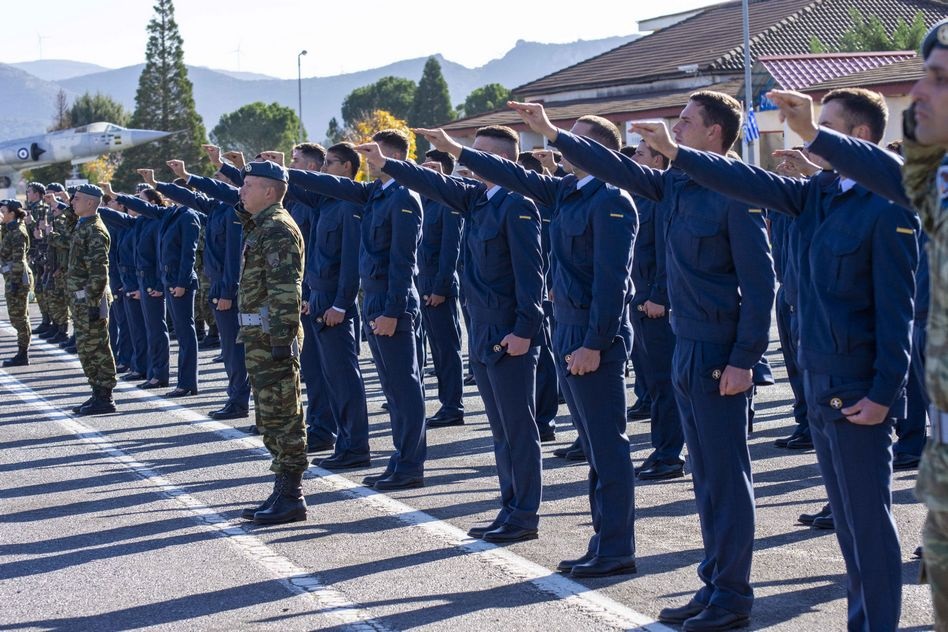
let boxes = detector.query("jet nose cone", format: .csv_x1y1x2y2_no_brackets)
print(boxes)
128,129,172,146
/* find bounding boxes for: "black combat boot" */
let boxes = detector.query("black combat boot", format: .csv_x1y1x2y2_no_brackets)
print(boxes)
253,471,307,525
2,347,29,367
49,326,68,343
240,474,281,520
73,390,98,414
77,387,116,416
59,334,75,349
33,316,51,335
40,323,59,339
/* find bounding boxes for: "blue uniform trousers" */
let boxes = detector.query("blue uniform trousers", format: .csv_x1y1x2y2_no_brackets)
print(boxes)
312,313,370,457
557,336,635,557
165,287,198,391
109,292,132,367
123,295,148,375
420,295,464,415
363,292,427,477
775,286,808,430
212,301,250,410
535,302,559,434
631,309,683,465
896,321,929,459
672,338,755,616
629,328,650,404
471,345,542,529
300,315,336,443
803,370,901,632
139,285,170,383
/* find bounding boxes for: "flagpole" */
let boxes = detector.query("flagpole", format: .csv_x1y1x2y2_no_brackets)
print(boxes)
742,0,755,165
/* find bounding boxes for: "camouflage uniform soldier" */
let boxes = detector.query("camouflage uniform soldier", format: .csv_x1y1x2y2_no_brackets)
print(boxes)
194,220,219,347
1,200,34,366
43,189,76,345
24,182,51,333
66,184,117,416
234,160,308,526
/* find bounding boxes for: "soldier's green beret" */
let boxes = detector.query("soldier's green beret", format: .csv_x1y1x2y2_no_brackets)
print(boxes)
922,18,948,60
243,160,288,183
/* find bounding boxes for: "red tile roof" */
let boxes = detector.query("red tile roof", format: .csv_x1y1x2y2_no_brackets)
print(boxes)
761,51,917,90
804,56,925,92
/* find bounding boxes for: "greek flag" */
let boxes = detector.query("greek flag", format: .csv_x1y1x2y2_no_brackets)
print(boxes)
744,109,760,143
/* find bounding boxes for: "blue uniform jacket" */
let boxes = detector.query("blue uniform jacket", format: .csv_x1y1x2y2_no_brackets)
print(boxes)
630,195,668,308
99,208,161,293
458,147,636,351
380,158,544,356
808,128,929,322
106,221,126,294
418,197,462,298
118,194,201,291
288,169,421,319
674,146,919,408
553,130,775,369
157,181,242,301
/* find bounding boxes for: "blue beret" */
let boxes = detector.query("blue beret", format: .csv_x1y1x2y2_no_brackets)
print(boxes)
46,182,65,192
75,183,103,198
2,199,23,210
922,18,948,60
27,181,46,194
243,160,288,183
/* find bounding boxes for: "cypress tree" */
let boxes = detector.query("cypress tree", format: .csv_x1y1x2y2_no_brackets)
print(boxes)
411,57,455,155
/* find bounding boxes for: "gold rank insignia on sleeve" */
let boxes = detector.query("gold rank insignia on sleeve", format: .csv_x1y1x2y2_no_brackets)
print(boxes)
518,215,531,220
353,214,362,219
748,208,763,214
401,209,414,214
896,227,915,235
609,213,624,218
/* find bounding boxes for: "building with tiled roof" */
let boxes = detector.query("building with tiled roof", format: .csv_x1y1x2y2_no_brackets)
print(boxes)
442,0,947,162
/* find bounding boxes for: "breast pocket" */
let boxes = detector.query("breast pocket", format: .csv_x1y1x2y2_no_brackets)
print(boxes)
320,218,342,257
369,214,391,250
476,219,507,277
822,233,863,299
559,214,592,266
680,217,721,266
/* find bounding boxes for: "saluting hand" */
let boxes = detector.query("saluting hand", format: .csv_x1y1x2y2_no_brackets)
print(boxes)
43,192,57,206
354,143,388,171
99,182,116,197
842,397,890,426
630,121,679,160
507,101,559,142
202,144,223,167
166,160,188,180
420,161,444,174
772,149,820,178
412,128,463,159
259,151,284,166
533,150,558,174
766,90,819,143
137,168,157,187
223,150,246,169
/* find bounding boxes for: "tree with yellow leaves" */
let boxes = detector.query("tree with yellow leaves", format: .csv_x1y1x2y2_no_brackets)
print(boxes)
341,109,416,180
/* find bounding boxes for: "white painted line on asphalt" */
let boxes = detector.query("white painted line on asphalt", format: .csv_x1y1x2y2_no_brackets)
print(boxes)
0,368,392,632
5,323,672,631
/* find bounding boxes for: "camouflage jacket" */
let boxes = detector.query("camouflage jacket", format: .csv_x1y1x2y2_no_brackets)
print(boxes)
903,140,948,411
47,207,77,274
0,220,30,284
26,200,49,260
65,213,111,305
236,203,304,346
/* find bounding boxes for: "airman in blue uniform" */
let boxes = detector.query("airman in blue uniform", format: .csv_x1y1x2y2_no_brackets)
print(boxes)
362,125,545,542
106,197,148,381
639,87,916,632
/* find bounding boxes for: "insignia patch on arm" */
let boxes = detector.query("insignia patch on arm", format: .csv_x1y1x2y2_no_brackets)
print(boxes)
518,215,531,220
609,213,624,218
401,209,414,214
896,226,916,235
748,208,763,214
266,252,281,268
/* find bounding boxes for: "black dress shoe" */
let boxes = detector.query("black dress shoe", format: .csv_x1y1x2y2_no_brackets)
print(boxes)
64,344,77,354
122,371,146,381
306,437,335,453
373,473,424,490
362,471,393,487
682,604,749,631
893,452,921,470
198,336,221,350
798,503,831,525
554,439,581,458
467,521,503,539
463,374,476,386
139,380,169,390
209,404,250,420
775,426,806,448
914,545,924,558
637,462,685,481
539,430,556,443
564,447,588,462
317,453,371,470
812,514,835,530
166,387,199,398
380,401,389,411
626,401,651,421
482,524,538,543
115,364,130,374
245,424,260,435
426,410,464,428
570,555,637,578
658,600,707,624
786,434,814,450
556,551,595,573
212,354,224,363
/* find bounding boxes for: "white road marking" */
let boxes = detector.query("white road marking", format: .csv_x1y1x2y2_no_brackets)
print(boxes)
2,325,672,631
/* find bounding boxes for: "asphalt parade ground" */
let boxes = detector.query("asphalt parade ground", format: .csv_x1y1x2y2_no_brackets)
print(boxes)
0,297,934,631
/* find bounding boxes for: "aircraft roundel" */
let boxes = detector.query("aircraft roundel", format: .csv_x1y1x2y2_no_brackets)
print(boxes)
16,147,29,160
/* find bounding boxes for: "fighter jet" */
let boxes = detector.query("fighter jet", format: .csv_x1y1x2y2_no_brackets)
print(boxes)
0,122,171,188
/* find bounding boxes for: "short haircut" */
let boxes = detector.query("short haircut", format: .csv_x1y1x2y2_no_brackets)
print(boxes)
688,90,743,151
327,142,361,178
27,182,46,195
263,179,288,203
822,88,888,144
576,115,621,150
620,143,669,169
886,139,903,156
475,125,520,159
294,142,327,168
173,177,195,191
141,188,165,206
517,151,543,173
372,129,410,157
618,145,636,158
425,149,456,175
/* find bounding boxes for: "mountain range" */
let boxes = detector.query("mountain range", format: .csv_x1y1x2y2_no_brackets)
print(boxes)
1,34,640,142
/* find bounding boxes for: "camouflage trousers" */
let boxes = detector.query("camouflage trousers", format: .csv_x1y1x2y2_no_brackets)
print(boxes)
30,262,47,317
48,274,70,327
196,281,217,336
72,298,117,389
245,336,307,473
4,273,33,348
918,441,948,631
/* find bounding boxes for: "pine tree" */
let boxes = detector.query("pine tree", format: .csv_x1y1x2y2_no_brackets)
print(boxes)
411,57,455,155
112,0,208,190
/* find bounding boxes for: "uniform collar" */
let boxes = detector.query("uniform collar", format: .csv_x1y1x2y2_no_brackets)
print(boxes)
251,203,283,225
485,184,502,200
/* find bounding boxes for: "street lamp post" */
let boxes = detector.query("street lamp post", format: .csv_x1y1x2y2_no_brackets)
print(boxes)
297,50,308,143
